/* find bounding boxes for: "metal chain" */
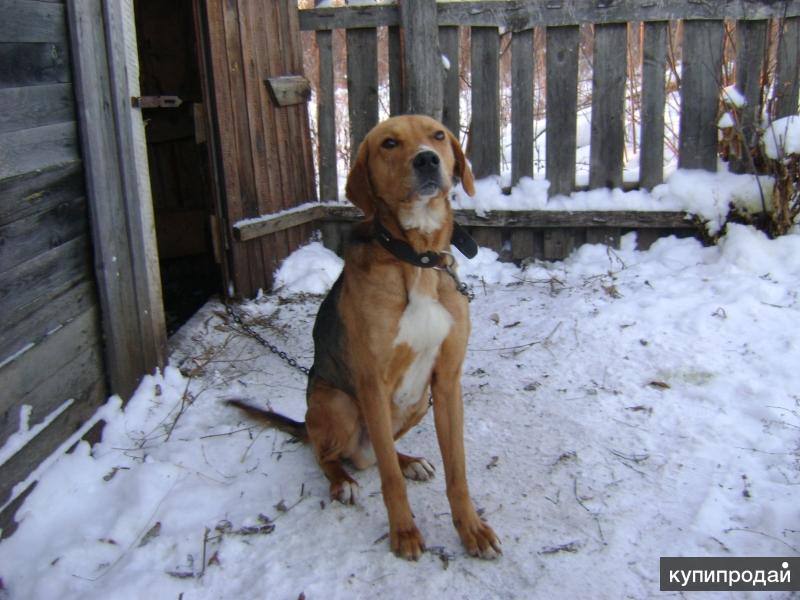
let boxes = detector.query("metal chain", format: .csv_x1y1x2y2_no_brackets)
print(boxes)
224,303,310,376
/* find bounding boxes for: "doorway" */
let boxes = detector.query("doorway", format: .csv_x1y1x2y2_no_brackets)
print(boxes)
134,0,220,334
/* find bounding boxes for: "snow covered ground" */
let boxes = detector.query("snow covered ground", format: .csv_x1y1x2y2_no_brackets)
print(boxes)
2,180,800,599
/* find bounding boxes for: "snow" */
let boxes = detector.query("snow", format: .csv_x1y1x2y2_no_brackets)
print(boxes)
763,115,800,160
2,196,800,598
722,85,747,108
0,401,73,466
718,112,735,129
451,168,773,237
273,241,343,295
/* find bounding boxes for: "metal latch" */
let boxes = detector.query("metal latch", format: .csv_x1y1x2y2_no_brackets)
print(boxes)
131,95,183,109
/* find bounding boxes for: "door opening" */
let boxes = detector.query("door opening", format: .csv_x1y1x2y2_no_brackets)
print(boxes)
134,0,220,334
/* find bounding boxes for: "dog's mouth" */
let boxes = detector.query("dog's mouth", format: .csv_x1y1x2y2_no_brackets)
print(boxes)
415,179,442,198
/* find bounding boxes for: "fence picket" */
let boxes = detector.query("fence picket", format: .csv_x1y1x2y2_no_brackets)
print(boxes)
317,30,337,200
511,28,534,185
732,19,768,173
773,17,800,119
439,25,460,136
346,27,379,161
640,21,668,189
589,22,628,189
546,25,580,196
678,20,724,171
470,26,500,178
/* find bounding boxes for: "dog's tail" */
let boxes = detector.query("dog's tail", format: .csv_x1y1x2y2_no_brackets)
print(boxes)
225,399,308,442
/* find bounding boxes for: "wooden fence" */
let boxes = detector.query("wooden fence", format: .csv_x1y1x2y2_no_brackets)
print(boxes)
299,1,800,201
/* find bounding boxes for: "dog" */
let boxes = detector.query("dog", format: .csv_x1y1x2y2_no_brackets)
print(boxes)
230,115,500,561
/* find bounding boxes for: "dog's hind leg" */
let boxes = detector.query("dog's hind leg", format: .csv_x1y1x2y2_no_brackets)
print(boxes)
305,379,362,505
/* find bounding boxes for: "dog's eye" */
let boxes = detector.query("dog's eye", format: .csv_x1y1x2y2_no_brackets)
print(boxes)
434,130,445,141
381,138,399,149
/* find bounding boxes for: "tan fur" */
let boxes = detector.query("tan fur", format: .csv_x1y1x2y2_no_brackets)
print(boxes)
306,115,500,560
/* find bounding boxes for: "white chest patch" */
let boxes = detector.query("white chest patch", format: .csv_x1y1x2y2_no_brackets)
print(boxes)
392,289,453,410
398,198,446,234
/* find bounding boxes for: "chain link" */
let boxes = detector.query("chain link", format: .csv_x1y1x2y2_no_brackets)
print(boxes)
225,303,310,376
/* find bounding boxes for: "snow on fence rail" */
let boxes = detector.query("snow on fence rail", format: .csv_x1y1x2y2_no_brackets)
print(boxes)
299,0,800,200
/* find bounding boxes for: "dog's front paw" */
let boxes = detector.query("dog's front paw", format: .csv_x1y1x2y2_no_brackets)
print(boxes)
390,525,426,561
455,517,502,559
399,455,435,481
330,479,359,505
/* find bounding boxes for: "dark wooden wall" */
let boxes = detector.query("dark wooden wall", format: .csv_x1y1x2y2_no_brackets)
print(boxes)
0,0,107,526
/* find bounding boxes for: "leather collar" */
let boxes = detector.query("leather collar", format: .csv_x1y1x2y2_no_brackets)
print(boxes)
373,220,478,268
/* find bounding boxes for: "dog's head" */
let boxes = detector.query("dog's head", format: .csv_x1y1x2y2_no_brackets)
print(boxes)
345,115,475,224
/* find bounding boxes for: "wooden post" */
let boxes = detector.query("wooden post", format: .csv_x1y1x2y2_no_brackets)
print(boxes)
399,0,443,119
66,0,166,399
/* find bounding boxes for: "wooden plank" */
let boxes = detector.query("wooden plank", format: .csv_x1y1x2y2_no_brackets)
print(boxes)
0,278,97,368
299,2,800,32
1,306,103,442
219,1,264,296
0,0,66,43
0,194,87,273
241,0,287,287
101,0,166,374
543,229,577,260
0,234,91,327
640,21,668,190
316,30,338,201
546,25,580,196
388,25,403,116
0,376,105,508
589,23,627,190
0,160,83,225
265,75,311,107
66,0,157,398
346,27,379,162
234,204,328,241
433,1,800,28
773,17,800,119
511,28,534,185
321,203,697,229
471,227,503,254
586,226,622,248
0,83,74,134
678,20,724,171
0,121,78,180
439,25,460,136
299,4,398,31
470,26,500,178
731,19,768,173
510,229,541,261
399,0,443,120
0,42,71,88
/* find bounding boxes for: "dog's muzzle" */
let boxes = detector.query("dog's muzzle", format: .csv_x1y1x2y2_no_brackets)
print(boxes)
413,150,443,196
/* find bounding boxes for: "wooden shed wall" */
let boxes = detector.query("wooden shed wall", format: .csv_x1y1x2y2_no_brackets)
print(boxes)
0,0,107,522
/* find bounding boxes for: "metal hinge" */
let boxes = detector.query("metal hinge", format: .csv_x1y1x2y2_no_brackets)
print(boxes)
131,95,184,109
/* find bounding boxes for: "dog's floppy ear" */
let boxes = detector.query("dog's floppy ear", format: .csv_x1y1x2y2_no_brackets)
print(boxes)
448,129,475,197
345,139,375,218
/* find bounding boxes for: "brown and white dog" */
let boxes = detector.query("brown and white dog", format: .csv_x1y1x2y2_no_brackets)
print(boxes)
231,115,500,561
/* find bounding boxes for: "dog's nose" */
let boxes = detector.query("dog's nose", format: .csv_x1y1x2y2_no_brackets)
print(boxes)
413,150,440,173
